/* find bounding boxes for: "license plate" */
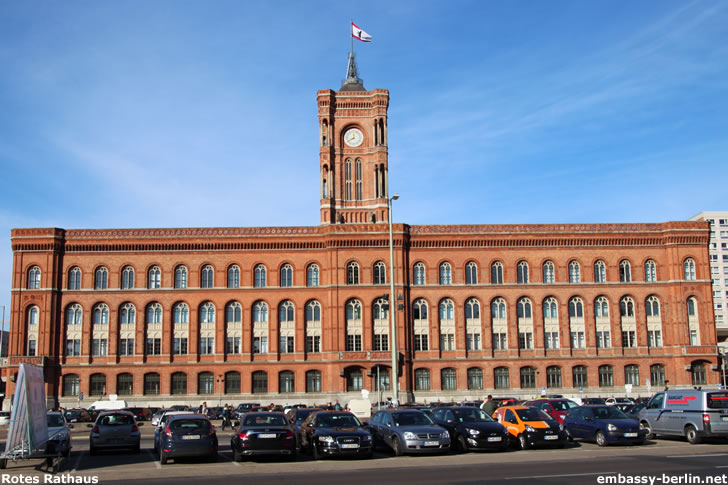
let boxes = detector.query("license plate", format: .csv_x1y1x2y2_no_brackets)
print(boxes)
424,441,439,446
544,435,558,440
181,435,200,440
340,443,358,449
624,433,638,438
487,437,502,442
258,434,276,439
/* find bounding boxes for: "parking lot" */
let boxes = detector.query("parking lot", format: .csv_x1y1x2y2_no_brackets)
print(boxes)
2,421,728,484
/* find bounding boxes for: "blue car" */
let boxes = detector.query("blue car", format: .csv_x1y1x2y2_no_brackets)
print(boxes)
158,414,218,464
563,405,647,446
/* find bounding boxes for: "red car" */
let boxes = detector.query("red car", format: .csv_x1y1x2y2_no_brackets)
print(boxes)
522,399,578,424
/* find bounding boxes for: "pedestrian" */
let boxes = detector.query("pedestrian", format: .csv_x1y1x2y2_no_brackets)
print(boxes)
334,399,342,411
222,404,230,431
481,394,497,417
200,401,208,416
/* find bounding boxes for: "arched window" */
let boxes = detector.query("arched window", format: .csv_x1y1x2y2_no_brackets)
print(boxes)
594,260,606,283
279,300,295,353
620,297,635,317
345,159,353,200
346,368,363,392
280,264,293,287
465,298,481,350
572,365,588,388
517,261,529,284
491,261,504,284
372,298,389,351
174,265,188,289
517,297,533,348
198,372,214,395
650,364,665,387
226,302,242,323
199,302,215,323
520,367,536,388
27,266,41,289
279,371,294,393
691,362,707,386
467,368,483,390
117,373,133,396
441,368,457,390
644,259,657,282
147,266,161,289
569,261,581,283
95,267,108,290
346,300,362,351
687,297,700,345
439,262,452,285
624,365,640,386
68,267,82,290
121,266,134,289
306,370,321,393
645,295,660,318
306,264,320,287
413,262,426,285
543,297,558,319
684,258,696,281
252,302,269,354
465,261,478,285
201,265,214,288
439,299,455,319
346,262,359,285
144,373,160,395
305,300,322,353
355,159,362,200
517,298,532,319
494,367,509,389
546,366,562,388
543,297,559,350
66,303,82,325
413,299,429,351
373,261,386,285
599,365,613,387
90,373,106,396
491,297,506,319
619,260,631,283
226,301,242,354
171,372,187,395
62,374,80,397
173,303,189,324
27,306,39,326
542,261,555,284
227,265,240,288
439,299,456,351
254,264,267,288
687,297,698,318
225,371,241,394
93,303,109,325
569,297,583,318
414,369,430,391
595,296,609,318
465,298,480,320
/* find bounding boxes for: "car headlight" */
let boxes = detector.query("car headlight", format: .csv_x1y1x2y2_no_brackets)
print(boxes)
361,434,372,442
403,432,417,440
525,425,535,433
441,431,450,439
607,424,618,432
318,435,335,443
559,424,564,431
466,428,480,436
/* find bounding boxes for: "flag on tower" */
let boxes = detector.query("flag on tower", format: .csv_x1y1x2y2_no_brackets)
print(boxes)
352,22,372,42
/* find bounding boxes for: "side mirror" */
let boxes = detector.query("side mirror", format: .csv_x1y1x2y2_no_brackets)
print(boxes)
386,422,392,428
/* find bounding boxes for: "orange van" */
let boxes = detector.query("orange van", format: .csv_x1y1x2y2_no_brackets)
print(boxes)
492,405,567,449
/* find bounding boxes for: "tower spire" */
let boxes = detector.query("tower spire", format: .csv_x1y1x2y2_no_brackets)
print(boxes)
341,23,365,91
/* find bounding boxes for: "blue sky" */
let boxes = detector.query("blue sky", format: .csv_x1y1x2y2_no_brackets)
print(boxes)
1,1,727,319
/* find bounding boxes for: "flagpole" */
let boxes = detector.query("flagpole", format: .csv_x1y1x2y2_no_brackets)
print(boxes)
350,19,353,55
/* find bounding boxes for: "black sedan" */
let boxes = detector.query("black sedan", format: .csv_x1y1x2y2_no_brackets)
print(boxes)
298,411,373,460
431,407,509,452
285,408,322,440
231,412,296,461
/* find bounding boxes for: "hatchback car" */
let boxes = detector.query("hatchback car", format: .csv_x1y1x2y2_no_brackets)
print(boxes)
298,411,373,459
231,412,296,461
431,407,508,452
46,412,72,458
159,414,218,464
522,399,579,424
564,405,646,446
89,411,141,454
154,411,197,452
492,405,567,449
367,409,450,455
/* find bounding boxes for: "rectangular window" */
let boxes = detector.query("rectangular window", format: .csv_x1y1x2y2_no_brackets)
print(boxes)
226,336,241,354
119,338,134,356
712,255,719,261
345,335,362,352
716,291,723,299
570,331,585,349
306,335,321,353
544,332,559,350
279,336,294,353
373,334,389,351
252,336,268,354
621,330,636,348
714,267,721,274
518,332,533,350
200,337,214,355
493,333,507,350
440,334,455,351
28,340,36,356
596,331,611,349
173,338,188,355
146,338,161,355
647,330,662,348
65,339,81,356
466,333,481,350
690,330,698,346
414,334,429,352
92,339,108,356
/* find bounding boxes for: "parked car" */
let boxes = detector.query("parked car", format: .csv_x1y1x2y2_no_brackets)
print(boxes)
492,405,567,449
285,408,322,437
0,412,10,426
154,411,197,452
207,407,225,420
170,405,189,412
492,398,519,408
605,397,635,406
367,409,449,455
124,407,152,422
231,412,295,461
564,405,646,446
522,399,579,424
582,398,607,405
46,412,72,458
88,410,141,454
621,402,646,420
151,408,176,427
298,411,373,460
236,403,260,414
639,389,728,444
159,414,217,464
63,408,93,423
431,406,508,453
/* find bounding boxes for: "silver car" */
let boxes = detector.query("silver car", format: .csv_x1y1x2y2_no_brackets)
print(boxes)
89,410,141,454
367,409,450,455
46,412,72,458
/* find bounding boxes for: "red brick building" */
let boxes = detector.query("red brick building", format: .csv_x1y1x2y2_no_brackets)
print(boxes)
4,58,718,407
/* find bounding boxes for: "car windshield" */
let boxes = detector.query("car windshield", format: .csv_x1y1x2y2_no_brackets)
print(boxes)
316,414,361,428
593,407,628,420
243,415,288,427
99,414,134,426
516,408,552,422
392,412,434,426
452,408,493,422
47,415,65,427
65,411,80,417
295,410,316,423
551,401,577,411
170,419,210,432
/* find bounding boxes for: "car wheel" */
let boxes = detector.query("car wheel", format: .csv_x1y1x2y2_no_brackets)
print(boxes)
565,428,574,442
0,458,7,469
685,425,702,445
233,448,243,462
518,434,529,450
159,451,168,465
392,436,402,457
457,435,468,453
640,421,655,440
312,443,321,461
596,431,607,447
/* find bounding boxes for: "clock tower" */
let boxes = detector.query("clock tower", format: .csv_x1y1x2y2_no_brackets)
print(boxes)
318,51,390,225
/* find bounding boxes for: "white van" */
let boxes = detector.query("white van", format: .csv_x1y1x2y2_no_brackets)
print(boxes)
88,400,128,412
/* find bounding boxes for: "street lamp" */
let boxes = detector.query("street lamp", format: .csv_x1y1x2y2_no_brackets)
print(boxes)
388,193,399,406
216,374,224,406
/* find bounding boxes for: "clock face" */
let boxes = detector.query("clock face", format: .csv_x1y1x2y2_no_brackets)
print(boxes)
344,128,364,147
